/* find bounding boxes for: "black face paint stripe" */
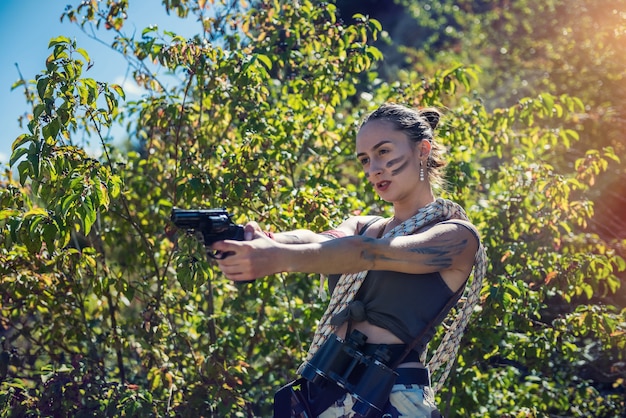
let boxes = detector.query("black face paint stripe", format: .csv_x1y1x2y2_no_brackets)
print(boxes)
391,160,409,176
386,156,405,168
391,159,409,176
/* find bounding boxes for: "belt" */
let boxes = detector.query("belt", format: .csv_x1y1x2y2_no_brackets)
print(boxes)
362,343,422,366
395,367,430,386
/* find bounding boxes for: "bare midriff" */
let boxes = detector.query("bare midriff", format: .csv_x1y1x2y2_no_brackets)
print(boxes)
335,320,425,369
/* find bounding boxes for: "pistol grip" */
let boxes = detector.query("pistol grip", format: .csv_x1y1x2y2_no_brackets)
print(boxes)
210,251,256,285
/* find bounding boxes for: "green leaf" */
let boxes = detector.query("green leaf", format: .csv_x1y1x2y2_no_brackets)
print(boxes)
23,228,42,254
540,93,554,112
42,223,58,252
17,160,31,185
255,54,273,71
142,25,159,37
366,46,384,61
81,197,97,234
110,83,126,100
61,193,80,216
369,18,382,32
29,215,44,237
37,77,49,100
26,150,41,178
0,209,20,220
48,36,71,47
42,118,61,141
9,147,28,167
24,208,48,218
76,47,90,63
11,134,33,152
505,282,522,298
10,78,25,91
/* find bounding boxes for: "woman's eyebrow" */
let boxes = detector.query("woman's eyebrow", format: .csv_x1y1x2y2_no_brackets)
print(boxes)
356,140,393,158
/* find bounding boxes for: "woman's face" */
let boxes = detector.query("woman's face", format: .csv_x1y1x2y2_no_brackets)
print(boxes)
356,120,423,203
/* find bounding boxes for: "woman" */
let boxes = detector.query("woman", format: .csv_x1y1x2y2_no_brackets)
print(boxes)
213,103,485,417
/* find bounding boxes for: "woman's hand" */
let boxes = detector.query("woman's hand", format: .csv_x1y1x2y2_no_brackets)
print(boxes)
212,221,283,282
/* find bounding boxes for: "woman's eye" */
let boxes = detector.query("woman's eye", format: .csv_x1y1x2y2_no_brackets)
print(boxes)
379,149,389,155
359,158,369,166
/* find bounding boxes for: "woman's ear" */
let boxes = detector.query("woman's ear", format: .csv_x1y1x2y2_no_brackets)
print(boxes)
418,140,432,160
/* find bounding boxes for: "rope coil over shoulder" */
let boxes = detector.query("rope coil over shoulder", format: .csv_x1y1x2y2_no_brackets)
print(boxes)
299,198,488,393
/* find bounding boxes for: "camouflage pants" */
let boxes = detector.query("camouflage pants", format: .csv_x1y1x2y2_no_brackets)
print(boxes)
318,384,440,418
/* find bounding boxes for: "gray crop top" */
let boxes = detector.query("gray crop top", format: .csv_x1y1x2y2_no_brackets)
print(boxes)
327,219,479,355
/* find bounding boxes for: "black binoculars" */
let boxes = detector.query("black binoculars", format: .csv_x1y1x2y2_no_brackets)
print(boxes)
300,330,398,417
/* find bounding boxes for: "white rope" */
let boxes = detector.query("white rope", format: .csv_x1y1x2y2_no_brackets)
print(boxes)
299,198,487,393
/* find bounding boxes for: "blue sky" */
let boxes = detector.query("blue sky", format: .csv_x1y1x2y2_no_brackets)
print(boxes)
0,0,199,167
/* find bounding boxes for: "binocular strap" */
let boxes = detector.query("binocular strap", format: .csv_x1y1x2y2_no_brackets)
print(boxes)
274,377,347,418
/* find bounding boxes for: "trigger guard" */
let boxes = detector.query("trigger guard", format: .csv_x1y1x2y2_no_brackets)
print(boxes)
208,250,232,260
206,249,221,259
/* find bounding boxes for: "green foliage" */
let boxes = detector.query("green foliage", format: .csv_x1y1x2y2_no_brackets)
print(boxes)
395,0,626,193
441,96,626,416
1,0,624,417
2,1,383,416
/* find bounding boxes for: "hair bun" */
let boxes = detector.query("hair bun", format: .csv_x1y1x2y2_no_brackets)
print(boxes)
419,109,441,130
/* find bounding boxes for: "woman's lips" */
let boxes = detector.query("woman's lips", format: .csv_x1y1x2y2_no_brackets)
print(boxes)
376,180,391,192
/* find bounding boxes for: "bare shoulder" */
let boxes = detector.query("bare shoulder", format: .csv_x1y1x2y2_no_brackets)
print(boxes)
411,219,480,254
435,219,480,242
420,219,480,258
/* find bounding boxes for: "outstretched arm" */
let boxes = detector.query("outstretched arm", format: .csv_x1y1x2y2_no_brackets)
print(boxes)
269,215,377,244
271,229,333,244
213,220,478,292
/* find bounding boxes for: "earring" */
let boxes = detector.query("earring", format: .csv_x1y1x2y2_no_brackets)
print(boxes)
419,161,425,181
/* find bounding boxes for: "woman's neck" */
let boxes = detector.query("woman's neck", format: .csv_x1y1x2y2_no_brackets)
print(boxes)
392,189,436,223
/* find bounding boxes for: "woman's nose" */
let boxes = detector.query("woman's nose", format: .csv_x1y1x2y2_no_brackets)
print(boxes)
369,160,383,177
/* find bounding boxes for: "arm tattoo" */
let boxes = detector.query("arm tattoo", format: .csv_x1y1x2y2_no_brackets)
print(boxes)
408,238,466,256
360,237,380,261
409,238,468,269
359,237,468,269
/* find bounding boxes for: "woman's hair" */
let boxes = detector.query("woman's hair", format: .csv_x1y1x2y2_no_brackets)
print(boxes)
361,102,447,189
